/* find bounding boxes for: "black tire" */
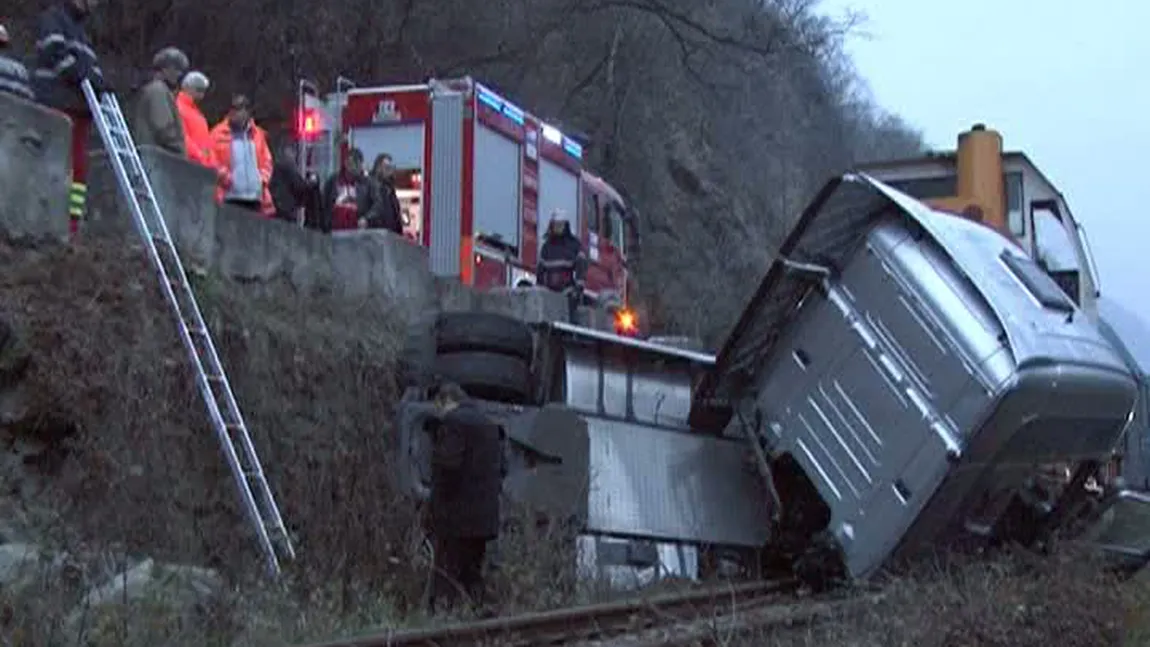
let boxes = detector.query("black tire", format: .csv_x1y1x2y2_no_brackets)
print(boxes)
434,351,532,404
435,312,534,360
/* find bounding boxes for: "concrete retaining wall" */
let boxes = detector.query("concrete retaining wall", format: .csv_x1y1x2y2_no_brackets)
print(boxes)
0,91,606,328
0,94,72,246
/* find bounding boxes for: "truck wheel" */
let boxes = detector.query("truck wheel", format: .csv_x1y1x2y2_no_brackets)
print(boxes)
435,312,534,361
434,351,532,404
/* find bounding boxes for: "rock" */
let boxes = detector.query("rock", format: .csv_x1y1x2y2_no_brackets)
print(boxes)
0,542,44,593
67,558,225,641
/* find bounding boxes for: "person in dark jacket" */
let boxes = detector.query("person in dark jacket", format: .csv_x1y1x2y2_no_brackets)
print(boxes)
428,381,506,613
270,142,317,224
33,0,106,237
369,153,404,234
321,148,382,232
0,24,34,101
538,209,587,320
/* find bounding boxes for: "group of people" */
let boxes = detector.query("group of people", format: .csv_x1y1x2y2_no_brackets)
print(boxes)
0,0,405,238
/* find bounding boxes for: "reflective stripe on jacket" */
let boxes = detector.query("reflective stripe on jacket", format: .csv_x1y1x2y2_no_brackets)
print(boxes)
0,54,33,101
32,3,102,112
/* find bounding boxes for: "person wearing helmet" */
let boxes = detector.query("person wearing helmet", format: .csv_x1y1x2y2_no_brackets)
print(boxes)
132,47,189,156
32,0,106,236
538,209,587,320
0,24,33,101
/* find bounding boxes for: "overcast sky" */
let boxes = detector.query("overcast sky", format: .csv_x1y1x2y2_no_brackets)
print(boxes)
821,0,1149,321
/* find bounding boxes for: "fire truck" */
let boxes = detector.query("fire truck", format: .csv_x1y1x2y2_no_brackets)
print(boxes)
294,77,639,330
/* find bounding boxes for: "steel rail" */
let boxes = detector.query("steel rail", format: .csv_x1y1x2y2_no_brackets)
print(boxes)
294,578,799,647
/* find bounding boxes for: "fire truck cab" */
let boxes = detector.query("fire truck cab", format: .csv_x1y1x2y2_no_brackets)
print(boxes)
296,77,636,310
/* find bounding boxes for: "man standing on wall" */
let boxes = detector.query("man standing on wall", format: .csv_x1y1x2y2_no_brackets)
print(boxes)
32,0,106,237
132,47,188,156
211,94,274,215
428,381,506,613
321,148,381,232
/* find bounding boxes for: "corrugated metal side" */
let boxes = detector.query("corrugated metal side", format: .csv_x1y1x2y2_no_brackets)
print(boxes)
429,92,464,276
584,419,770,547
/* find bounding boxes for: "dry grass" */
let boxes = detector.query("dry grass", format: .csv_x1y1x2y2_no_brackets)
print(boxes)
0,239,592,645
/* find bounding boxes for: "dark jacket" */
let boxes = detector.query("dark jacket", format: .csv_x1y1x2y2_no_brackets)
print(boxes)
538,222,586,291
0,52,33,101
270,158,312,221
320,171,383,233
375,176,404,234
32,3,104,114
430,403,505,539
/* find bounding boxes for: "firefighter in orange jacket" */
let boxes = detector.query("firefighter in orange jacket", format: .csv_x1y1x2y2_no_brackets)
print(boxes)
210,93,273,215
176,70,223,175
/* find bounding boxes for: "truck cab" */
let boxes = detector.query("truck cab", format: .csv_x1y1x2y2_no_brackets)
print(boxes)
857,125,1103,320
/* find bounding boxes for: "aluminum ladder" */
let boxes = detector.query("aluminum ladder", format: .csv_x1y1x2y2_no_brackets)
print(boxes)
81,79,295,576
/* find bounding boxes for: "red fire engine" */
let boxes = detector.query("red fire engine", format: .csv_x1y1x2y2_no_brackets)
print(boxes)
295,77,638,332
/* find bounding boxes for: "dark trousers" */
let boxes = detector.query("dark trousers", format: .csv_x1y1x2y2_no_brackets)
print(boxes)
430,535,489,612
225,198,262,212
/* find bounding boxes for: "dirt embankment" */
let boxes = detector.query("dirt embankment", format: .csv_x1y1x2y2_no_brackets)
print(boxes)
0,239,426,588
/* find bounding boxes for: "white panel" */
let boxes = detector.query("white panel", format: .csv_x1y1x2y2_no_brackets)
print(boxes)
349,123,424,170
473,125,521,246
429,94,463,276
537,159,580,245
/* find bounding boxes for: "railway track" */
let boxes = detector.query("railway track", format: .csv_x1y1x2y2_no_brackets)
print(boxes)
295,577,880,647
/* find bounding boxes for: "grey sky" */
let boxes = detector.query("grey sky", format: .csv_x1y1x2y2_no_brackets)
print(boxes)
823,0,1149,321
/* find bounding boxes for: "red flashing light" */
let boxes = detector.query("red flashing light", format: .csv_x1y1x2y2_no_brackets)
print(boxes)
614,308,638,336
296,108,322,141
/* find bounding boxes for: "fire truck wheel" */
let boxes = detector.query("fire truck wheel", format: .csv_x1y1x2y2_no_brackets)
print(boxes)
435,312,534,361
433,351,533,404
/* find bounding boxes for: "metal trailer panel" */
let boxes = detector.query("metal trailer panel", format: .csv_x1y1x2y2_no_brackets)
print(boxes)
576,535,699,589
537,158,579,246
583,418,770,547
472,124,522,247
705,173,1137,578
428,91,464,277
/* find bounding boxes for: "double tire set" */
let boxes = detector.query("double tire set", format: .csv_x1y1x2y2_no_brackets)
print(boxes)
432,312,535,405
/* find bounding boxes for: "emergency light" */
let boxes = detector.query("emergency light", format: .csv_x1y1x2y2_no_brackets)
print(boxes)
614,308,638,336
295,108,323,141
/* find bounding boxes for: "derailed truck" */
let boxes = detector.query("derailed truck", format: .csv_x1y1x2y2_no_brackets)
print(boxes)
396,124,1150,587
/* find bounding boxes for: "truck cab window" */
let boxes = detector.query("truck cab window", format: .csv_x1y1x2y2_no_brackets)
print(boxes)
606,202,626,253
1031,203,1078,273
1031,201,1081,303
585,191,600,234
1004,172,1024,237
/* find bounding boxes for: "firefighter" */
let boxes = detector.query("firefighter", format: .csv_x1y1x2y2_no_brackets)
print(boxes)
0,24,33,101
32,0,106,237
211,94,274,215
132,47,188,156
320,148,382,232
538,209,587,321
427,381,506,613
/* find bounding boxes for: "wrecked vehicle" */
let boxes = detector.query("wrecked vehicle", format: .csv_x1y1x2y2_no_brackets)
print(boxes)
396,314,770,588
690,170,1139,581
396,124,1150,588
